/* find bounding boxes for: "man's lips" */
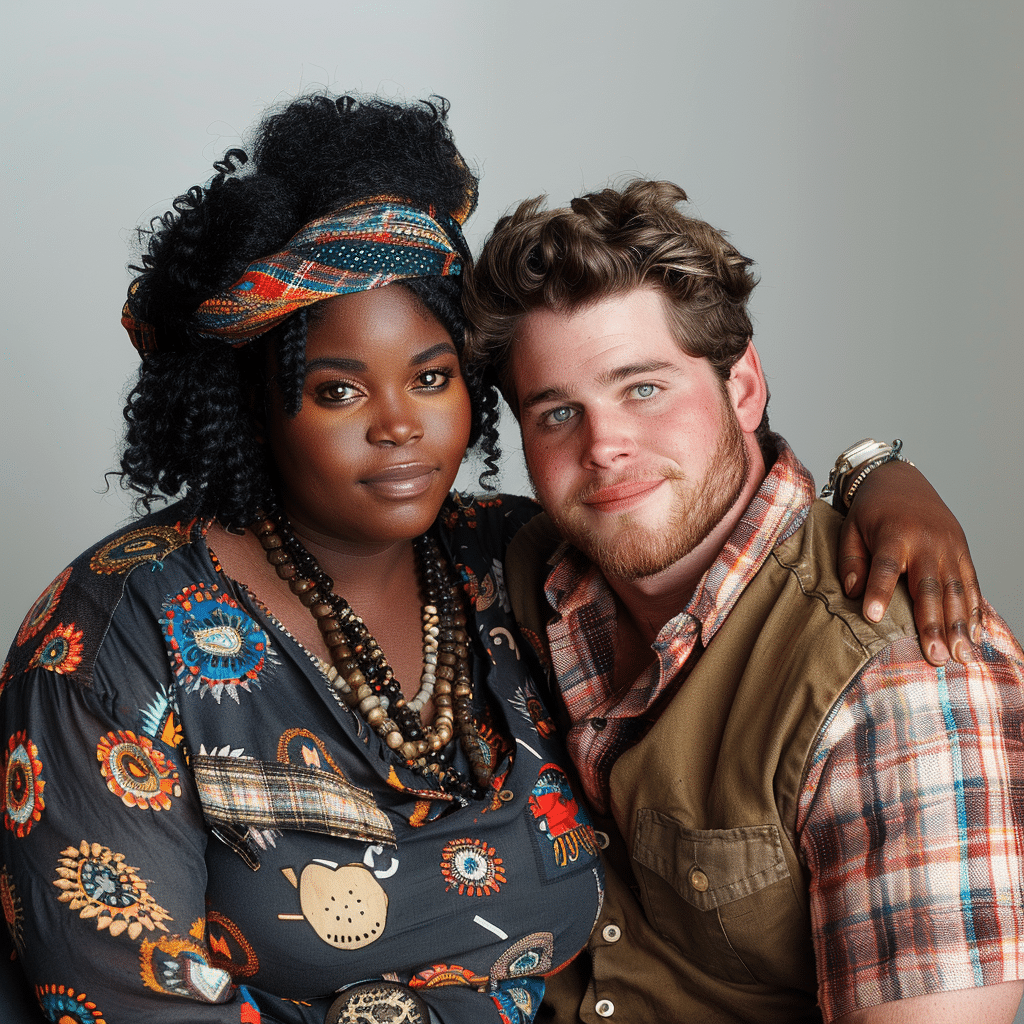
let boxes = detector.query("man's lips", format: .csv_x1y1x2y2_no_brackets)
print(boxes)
361,462,438,499
580,478,666,514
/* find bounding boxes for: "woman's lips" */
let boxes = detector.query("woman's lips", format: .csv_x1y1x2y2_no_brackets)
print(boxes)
360,463,438,500
581,478,666,514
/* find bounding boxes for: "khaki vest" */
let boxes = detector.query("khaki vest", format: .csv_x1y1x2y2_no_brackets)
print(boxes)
507,501,917,1023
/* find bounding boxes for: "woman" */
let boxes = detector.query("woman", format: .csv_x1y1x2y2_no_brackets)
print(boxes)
0,93,979,1024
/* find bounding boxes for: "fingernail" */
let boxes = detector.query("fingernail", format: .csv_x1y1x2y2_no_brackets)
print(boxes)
844,572,857,594
955,640,976,664
929,641,949,664
866,601,883,622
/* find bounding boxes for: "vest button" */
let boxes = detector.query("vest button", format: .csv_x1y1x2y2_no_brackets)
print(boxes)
601,924,621,943
594,830,610,849
590,717,607,731
689,867,710,892
595,998,615,1017
498,789,514,802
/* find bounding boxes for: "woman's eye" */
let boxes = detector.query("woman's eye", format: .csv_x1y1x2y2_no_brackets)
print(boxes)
418,369,452,389
632,383,658,399
317,382,359,402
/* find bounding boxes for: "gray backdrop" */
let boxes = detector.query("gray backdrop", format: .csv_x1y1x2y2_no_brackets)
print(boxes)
3,4,1021,656
2,0,1024,1018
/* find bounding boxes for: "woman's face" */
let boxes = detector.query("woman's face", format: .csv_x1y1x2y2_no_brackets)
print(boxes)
266,285,473,550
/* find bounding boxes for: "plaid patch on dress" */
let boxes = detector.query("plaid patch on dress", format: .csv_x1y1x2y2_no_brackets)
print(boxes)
193,755,396,847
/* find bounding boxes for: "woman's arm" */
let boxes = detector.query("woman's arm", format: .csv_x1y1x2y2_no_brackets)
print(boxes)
840,460,981,666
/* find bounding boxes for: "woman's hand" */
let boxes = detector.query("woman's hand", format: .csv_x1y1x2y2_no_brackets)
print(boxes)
839,460,981,666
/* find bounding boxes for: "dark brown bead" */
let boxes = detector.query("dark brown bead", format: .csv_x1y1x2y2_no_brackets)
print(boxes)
323,630,346,647
438,653,457,667
275,563,297,580
299,589,321,607
289,577,314,594
267,549,291,566
437,665,455,681
318,617,341,635
310,602,334,619
338,657,359,676
253,519,276,537
260,533,283,549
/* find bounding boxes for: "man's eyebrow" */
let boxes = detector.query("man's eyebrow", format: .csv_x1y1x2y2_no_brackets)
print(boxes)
597,360,677,386
520,360,679,412
520,385,575,413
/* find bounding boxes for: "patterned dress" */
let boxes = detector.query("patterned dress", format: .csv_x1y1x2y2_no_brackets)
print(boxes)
0,495,603,1024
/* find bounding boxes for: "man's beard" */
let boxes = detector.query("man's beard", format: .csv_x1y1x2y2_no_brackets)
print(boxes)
545,406,750,582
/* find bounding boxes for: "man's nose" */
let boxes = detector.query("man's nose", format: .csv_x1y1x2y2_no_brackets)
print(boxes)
581,406,637,469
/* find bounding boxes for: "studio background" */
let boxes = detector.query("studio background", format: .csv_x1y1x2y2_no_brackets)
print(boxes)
3,0,1021,660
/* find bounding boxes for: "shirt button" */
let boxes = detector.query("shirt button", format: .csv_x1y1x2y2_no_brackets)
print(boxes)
689,867,710,893
595,998,615,1017
499,789,514,802
601,924,621,943
590,717,607,731
594,830,610,849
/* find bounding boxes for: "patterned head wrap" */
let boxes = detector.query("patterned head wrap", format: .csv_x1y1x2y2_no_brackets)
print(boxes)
122,196,470,353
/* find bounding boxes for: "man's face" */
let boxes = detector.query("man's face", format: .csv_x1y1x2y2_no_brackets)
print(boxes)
510,287,752,581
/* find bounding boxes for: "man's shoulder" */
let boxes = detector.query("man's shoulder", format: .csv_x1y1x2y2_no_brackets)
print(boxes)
504,508,562,637
769,498,918,650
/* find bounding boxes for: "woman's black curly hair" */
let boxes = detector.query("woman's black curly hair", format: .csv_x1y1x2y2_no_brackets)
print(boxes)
119,93,501,527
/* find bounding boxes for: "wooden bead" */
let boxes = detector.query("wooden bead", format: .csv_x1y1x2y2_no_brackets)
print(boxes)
267,549,291,566
385,731,404,750
275,563,297,580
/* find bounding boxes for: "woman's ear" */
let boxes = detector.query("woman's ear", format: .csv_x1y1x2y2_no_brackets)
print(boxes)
725,340,767,434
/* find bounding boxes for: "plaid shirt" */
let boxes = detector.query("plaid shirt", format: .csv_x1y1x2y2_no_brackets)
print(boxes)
544,440,1024,1016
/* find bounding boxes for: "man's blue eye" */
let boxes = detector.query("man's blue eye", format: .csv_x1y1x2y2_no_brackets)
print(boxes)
550,407,573,423
634,383,656,398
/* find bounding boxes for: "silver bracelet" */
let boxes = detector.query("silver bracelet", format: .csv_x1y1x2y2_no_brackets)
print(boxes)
840,439,913,509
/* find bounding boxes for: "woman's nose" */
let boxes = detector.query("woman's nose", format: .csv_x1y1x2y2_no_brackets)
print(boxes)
366,394,423,447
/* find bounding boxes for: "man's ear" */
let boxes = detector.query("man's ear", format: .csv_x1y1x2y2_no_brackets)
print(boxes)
725,340,767,434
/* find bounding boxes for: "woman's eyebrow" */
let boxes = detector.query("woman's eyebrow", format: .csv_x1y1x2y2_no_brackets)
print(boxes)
304,356,368,373
410,342,458,365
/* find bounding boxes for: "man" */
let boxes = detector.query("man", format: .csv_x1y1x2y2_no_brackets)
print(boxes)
462,181,1024,1022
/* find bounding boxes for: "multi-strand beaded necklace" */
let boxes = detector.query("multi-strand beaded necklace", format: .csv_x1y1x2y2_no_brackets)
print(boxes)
252,512,492,799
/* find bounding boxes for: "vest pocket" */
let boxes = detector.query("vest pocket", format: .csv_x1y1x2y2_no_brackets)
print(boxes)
632,809,796,984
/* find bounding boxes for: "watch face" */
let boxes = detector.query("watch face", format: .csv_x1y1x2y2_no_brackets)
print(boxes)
839,439,888,470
